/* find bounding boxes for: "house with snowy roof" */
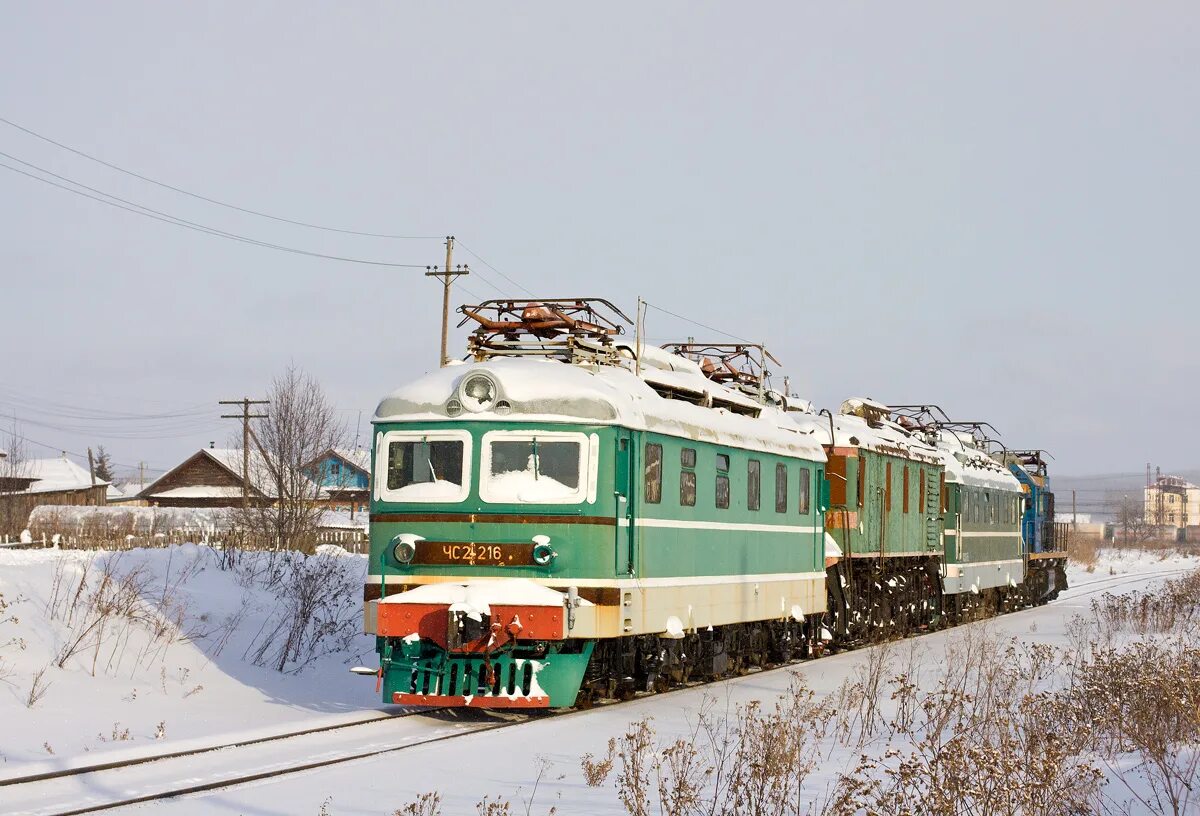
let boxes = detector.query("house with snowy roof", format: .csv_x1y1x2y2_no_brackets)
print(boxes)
138,447,279,508
304,448,371,514
0,454,109,533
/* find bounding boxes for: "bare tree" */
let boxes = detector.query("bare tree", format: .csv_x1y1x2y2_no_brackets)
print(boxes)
230,366,347,552
1107,492,1159,547
0,430,33,537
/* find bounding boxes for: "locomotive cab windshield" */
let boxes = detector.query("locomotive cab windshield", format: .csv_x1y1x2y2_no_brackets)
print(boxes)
380,430,471,503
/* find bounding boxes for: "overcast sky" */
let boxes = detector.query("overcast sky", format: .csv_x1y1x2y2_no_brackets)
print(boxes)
1,3,1196,480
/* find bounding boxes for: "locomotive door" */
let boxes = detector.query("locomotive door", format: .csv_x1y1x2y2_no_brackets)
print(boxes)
614,431,636,575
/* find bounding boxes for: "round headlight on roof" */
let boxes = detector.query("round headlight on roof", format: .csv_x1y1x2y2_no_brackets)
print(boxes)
460,373,498,413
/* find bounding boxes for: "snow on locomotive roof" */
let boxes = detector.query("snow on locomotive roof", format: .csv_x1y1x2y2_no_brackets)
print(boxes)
374,355,827,461
924,430,1020,491
811,411,943,464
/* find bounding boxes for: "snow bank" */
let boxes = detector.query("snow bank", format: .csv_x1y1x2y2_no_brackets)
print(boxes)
0,546,376,767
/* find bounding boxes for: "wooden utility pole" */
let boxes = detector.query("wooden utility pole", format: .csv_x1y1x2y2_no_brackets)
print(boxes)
220,397,269,508
425,235,469,367
1072,489,1077,527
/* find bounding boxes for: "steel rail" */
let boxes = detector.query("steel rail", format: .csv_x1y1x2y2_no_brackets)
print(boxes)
0,708,429,788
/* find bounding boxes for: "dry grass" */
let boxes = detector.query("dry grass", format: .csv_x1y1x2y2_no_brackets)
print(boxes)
1066,533,1100,571
391,569,1200,816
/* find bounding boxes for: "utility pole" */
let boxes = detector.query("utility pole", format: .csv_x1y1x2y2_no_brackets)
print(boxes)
1072,489,1077,527
86,447,97,506
138,462,145,491
220,397,269,508
425,235,469,367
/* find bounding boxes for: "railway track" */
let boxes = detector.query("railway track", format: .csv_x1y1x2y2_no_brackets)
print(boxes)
3,563,1190,816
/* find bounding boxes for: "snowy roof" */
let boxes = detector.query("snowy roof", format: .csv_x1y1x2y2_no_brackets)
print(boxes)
330,448,371,473
1146,478,1200,491
11,456,108,494
148,485,247,500
139,448,310,501
373,355,828,461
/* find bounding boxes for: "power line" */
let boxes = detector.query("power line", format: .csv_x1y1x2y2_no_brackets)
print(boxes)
643,300,755,344
455,241,536,297
0,156,429,268
0,115,440,239
3,429,167,474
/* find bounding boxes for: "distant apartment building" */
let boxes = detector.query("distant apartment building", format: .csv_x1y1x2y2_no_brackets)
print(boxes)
1144,475,1200,528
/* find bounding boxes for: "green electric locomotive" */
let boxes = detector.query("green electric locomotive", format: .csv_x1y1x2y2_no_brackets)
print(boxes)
365,300,830,708
362,299,1067,710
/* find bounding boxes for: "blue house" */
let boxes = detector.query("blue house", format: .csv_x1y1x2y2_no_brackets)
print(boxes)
306,448,371,513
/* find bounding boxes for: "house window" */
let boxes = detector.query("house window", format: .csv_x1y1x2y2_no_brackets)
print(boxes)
798,468,811,515
775,463,788,513
747,459,761,511
644,443,663,504
680,471,697,506
331,462,341,476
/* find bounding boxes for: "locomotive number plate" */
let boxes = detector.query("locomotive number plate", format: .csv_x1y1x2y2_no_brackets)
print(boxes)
414,541,534,567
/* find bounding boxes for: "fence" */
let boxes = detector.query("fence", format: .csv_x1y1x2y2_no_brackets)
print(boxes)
0,527,369,554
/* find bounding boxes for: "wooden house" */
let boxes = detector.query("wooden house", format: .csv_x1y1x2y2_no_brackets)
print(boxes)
0,455,108,533
139,448,270,508
305,448,371,514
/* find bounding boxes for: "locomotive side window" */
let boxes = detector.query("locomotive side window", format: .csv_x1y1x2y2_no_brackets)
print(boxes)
902,466,910,513
857,454,866,508
715,473,730,509
797,468,811,515
480,431,589,504
680,446,697,506
644,443,663,504
885,462,893,512
379,430,471,503
747,459,761,511
680,471,697,506
775,463,788,513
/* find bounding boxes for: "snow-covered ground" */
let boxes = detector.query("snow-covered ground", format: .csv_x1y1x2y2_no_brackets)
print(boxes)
0,544,383,769
0,547,1194,815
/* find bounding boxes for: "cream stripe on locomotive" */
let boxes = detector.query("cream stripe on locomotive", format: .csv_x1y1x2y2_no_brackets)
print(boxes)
943,530,1023,538
366,570,827,589
365,572,828,639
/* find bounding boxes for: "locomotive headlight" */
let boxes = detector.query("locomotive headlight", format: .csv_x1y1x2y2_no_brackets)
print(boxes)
460,374,498,413
532,534,556,566
391,533,424,564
